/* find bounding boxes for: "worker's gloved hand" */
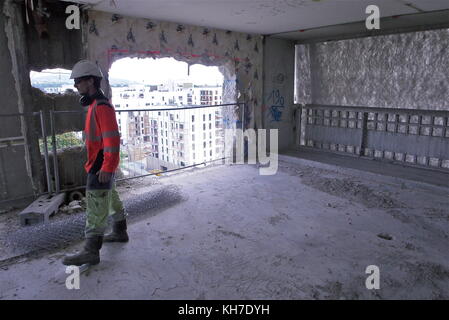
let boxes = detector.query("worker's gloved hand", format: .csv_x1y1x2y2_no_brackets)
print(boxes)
96,170,112,184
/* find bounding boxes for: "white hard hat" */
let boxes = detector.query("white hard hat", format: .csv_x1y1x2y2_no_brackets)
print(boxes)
70,60,103,79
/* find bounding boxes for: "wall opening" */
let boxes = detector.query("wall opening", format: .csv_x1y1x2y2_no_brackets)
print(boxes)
108,57,231,178
30,67,83,151
30,68,75,94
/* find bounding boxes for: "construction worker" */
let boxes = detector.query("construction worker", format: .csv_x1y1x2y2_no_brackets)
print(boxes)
63,60,129,266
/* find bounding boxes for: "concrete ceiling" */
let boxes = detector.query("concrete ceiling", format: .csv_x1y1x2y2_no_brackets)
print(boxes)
61,0,449,37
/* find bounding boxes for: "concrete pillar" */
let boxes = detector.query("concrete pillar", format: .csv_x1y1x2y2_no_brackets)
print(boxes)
263,37,296,152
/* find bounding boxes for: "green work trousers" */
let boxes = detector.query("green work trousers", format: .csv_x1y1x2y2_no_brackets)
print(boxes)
85,173,127,238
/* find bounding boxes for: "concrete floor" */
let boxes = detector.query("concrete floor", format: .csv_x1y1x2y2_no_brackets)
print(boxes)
1,152,449,299
284,147,449,189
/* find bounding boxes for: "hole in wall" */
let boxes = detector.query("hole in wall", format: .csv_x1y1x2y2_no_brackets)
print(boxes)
107,57,233,178
29,68,74,94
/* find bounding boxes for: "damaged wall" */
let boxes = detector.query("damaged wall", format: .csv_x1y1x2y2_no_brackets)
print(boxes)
84,10,264,131
31,87,85,136
1,0,86,205
26,0,85,71
26,0,86,134
296,28,449,110
0,2,34,203
1,0,43,205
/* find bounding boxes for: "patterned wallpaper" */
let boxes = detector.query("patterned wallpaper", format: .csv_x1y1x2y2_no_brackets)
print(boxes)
85,10,264,130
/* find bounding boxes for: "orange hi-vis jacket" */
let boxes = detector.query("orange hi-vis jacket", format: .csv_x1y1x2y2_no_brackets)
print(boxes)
84,97,120,173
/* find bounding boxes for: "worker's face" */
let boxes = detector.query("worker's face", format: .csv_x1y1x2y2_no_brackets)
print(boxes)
74,77,93,95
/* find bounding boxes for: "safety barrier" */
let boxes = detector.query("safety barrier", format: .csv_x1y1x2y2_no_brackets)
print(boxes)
47,102,244,196
299,104,449,171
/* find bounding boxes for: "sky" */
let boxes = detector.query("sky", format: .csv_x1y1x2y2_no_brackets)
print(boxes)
30,57,224,86
109,57,224,85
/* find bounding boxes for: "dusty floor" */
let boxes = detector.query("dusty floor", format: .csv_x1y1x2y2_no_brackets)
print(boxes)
1,153,449,299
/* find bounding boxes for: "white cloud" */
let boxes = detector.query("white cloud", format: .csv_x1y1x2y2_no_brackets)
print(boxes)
109,57,224,85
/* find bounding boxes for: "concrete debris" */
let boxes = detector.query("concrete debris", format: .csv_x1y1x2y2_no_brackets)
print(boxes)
377,233,393,241
59,198,86,214
280,163,406,209
3,185,184,257
306,177,405,209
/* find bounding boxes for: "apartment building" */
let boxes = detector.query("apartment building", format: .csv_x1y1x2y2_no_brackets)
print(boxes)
111,83,224,172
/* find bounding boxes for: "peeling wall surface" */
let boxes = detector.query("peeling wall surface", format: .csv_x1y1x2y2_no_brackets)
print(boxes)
31,88,85,136
296,29,449,110
0,1,36,203
1,0,85,204
0,5,21,132
263,37,296,151
26,1,84,71
84,10,264,130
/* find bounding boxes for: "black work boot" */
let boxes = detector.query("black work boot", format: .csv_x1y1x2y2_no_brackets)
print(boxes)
62,236,103,266
104,220,129,243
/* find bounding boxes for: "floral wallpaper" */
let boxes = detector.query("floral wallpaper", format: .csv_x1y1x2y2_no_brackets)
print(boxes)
85,10,264,130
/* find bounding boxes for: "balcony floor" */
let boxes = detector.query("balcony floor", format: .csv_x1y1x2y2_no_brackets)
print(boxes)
1,155,449,299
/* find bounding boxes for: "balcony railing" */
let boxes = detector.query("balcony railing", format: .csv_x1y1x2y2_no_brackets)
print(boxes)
299,104,449,171
33,102,245,196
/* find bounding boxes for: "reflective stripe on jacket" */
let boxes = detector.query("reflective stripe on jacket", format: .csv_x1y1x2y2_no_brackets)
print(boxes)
84,98,120,173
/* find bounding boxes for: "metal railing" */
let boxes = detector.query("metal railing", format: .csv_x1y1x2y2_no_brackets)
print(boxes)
1,102,244,203
299,104,449,171
45,102,244,195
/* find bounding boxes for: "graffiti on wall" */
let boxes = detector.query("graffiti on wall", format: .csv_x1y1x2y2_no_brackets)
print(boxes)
266,89,285,122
